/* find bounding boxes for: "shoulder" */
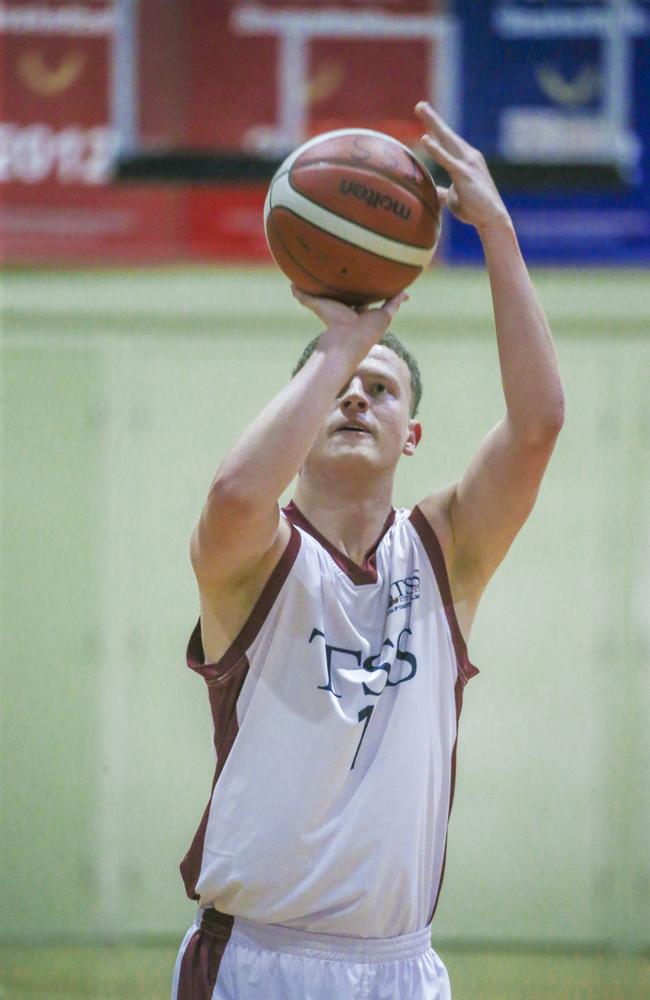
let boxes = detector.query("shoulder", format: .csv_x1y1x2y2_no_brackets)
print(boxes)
408,488,456,565
412,488,483,643
374,501,454,577
197,516,298,664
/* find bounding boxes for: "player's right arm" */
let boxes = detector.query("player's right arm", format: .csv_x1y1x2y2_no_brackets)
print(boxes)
190,291,407,587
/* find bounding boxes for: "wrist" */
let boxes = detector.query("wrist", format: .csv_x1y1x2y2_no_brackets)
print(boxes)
476,209,515,242
318,323,380,360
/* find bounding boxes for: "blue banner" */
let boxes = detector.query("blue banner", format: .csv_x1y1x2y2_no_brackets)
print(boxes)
448,0,650,263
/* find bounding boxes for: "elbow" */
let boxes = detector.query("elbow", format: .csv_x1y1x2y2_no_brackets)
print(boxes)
541,390,566,439
190,476,255,577
205,473,258,519
551,386,566,434
512,390,566,447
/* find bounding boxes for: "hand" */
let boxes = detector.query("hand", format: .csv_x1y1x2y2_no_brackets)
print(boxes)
291,286,408,343
415,101,510,234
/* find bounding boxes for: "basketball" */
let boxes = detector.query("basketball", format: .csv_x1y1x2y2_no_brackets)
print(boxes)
264,128,441,306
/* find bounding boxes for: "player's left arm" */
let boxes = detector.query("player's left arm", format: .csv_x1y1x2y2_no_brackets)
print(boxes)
415,102,565,600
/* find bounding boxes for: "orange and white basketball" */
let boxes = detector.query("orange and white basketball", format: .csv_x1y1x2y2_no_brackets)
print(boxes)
264,128,441,306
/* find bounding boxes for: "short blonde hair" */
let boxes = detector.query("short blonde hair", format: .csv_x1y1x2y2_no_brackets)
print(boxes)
292,331,422,416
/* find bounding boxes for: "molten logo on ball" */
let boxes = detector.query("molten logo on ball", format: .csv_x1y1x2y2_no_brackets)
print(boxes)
264,127,441,305
339,180,412,222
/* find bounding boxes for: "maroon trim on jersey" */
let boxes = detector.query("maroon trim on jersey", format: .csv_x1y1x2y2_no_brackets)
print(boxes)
175,909,234,1000
180,524,302,900
180,651,250,899
429,676,466,923
409,505,479,684
283,500,395,585
409,505,477,921
186,523,302,683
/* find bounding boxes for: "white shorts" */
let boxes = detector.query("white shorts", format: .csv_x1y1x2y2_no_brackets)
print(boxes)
172,908,451,1000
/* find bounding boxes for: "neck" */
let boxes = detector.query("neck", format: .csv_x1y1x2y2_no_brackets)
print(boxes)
293,469,395,564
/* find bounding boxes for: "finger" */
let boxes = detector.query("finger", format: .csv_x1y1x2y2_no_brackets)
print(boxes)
415,101,466,157
419,134,459,174
381,291,409,320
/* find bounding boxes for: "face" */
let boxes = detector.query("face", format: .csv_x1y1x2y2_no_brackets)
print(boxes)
303,345,422,477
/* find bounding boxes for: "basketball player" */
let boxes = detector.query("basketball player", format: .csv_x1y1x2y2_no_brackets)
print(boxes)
171,103,564,999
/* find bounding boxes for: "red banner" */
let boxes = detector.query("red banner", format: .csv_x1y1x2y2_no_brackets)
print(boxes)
1,1,449,264
176,0,446,153
0,1,183,263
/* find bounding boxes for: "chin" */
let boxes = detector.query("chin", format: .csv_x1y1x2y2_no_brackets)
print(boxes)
326,446,387,473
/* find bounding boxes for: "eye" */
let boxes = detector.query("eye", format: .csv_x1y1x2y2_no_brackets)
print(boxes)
371,382,387,396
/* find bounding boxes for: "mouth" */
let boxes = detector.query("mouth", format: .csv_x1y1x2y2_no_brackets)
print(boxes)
335,423,372,435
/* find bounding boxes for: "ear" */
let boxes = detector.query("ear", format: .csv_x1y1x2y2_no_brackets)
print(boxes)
402,420,422,457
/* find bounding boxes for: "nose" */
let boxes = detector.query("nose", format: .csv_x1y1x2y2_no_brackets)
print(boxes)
341,377,368,412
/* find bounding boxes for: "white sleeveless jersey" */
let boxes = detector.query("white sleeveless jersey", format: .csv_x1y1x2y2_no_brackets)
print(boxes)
180,502,478,939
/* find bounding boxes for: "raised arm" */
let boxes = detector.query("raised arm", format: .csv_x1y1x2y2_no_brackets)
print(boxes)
414,102,565,608
191,292,407,585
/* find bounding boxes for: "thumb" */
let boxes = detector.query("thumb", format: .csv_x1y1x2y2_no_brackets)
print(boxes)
436,185,450,210
291,284,315,308
380,291,409,322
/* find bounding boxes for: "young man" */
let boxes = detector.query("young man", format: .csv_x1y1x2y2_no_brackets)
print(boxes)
171,103,565,1000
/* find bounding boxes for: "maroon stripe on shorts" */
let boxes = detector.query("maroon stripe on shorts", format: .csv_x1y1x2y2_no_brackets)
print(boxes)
180,524,302,900
176,909,234,1000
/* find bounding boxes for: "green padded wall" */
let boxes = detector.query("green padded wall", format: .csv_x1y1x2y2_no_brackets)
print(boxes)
1,339,103,937
1,268,648,948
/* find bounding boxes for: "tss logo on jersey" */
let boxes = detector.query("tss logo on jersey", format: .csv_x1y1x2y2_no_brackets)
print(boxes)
388,568,420,614
308,626,418,769
308,626,417,699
